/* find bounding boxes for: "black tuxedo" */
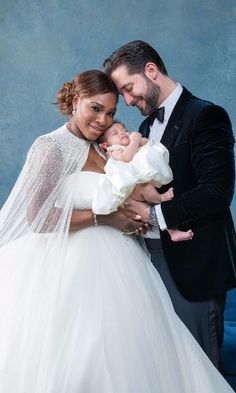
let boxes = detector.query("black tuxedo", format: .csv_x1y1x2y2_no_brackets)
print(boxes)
140,88,236,302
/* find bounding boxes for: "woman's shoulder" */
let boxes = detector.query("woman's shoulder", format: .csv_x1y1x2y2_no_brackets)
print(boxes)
31,123,88,154
30,127,63,156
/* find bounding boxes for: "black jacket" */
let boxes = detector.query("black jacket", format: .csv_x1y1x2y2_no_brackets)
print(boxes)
139,87,236,301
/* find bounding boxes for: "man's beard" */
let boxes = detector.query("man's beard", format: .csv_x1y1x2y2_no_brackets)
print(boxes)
140,77,160,116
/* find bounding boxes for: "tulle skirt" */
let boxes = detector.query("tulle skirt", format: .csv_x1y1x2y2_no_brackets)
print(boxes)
0,226,233,392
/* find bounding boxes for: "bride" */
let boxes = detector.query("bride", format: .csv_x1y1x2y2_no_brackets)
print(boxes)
0,69,233,392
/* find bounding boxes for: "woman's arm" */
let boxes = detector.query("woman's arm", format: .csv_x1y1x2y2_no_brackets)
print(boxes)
69,210,94,231
70,208,146,232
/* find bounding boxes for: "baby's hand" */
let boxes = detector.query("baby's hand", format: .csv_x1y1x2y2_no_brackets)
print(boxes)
129,132,142,141
140,137,148,146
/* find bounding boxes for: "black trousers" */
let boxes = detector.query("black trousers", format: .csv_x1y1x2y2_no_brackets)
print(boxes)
145,238,226,370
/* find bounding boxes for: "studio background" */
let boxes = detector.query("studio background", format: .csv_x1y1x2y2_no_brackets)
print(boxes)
1,0,236,388
1,0,235,213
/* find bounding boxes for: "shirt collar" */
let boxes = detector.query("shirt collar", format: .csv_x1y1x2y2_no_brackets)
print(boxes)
159,83,183,123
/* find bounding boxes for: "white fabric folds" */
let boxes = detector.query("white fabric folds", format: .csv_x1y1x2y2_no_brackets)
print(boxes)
92,141,173,214
0,125,234,392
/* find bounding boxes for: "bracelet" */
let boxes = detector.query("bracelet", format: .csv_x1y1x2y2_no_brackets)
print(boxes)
93,213,98,226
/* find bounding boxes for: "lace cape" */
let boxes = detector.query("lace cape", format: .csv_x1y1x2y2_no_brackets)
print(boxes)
0,123,106,390
0,123,100,246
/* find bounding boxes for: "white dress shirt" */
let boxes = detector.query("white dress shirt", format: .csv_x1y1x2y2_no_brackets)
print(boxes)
144,83,183,239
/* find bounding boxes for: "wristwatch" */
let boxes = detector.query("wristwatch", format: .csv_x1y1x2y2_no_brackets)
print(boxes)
148,206,159,227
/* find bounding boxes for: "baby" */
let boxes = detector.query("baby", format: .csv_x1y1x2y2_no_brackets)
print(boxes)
99,122,174,204
94,121,193,242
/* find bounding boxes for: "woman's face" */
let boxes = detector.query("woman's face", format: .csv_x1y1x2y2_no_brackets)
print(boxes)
74,92,117,141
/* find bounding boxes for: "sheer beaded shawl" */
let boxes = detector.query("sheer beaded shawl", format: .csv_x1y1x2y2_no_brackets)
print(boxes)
0,124,97,245
0,124,105,386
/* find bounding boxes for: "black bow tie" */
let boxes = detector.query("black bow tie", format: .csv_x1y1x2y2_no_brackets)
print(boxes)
150,107,165,125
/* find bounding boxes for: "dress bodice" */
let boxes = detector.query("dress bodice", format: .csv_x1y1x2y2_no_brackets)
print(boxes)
57,171,104,210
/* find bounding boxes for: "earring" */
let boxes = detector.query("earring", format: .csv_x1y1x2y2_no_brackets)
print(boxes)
72,107,77,116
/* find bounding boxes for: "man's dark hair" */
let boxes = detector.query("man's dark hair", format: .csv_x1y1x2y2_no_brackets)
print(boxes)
103,40,168,77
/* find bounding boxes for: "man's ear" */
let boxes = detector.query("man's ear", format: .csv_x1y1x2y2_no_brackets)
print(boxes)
144,62,158,81
99,142,108,155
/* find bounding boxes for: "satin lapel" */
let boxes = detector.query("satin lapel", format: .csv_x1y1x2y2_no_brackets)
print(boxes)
160,88,193,150
139,117,152,138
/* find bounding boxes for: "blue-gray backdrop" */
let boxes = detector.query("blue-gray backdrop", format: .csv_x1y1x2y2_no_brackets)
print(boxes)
1,0,236,386
0,0,235,213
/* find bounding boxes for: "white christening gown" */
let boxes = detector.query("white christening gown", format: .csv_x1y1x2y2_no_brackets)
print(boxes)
0,170,233,393
92,140,173,215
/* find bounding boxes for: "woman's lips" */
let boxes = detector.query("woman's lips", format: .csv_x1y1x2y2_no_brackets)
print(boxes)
89,124,105,135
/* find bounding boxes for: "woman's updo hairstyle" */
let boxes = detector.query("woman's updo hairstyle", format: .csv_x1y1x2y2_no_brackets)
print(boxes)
56,70,119,116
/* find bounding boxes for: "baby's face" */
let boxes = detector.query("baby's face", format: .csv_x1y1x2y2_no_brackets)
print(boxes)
104,123,130,146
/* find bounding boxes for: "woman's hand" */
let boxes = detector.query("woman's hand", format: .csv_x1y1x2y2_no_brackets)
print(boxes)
70,203,150,234
98,208,146,233
122,197,151,223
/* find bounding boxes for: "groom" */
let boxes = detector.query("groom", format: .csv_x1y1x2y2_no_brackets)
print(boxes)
103,40,236,369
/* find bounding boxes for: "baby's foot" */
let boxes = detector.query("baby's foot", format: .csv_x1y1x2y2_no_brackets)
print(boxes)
161,187,174,202
170,229,194,242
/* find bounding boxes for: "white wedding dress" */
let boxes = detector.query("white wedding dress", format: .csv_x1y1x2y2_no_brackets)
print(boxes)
0,170,233,393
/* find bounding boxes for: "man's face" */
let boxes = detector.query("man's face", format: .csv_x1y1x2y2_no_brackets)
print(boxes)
111,65,160,116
